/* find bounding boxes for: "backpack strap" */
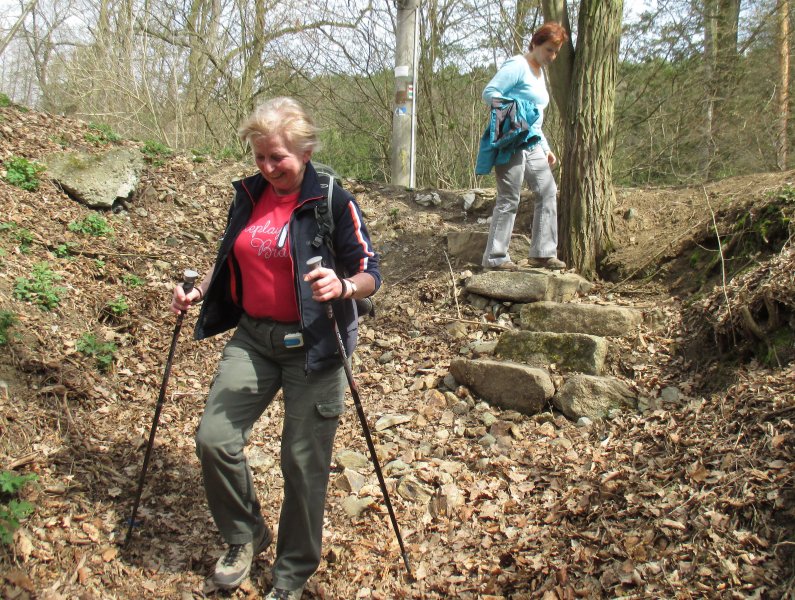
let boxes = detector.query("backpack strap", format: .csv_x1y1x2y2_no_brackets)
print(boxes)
312,173,335,252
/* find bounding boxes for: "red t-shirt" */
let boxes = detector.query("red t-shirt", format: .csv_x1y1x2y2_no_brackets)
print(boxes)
233,186,300,322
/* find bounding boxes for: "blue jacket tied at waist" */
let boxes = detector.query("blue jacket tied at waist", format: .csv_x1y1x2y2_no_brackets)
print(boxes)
475,98,541,175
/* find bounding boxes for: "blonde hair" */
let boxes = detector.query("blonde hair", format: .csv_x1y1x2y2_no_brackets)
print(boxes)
238,97,321,155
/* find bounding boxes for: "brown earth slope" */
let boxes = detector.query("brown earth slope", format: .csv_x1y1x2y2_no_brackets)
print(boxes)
1,105,793,599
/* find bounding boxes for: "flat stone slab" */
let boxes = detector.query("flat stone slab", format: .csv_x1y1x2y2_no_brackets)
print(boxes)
466,270,592,303
45,148,144,209
449,358,554,415
520,301,643,336
553,374,637,420
494,330,607,375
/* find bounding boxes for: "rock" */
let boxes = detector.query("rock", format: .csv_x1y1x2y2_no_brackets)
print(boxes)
478,433,497,447
520,301,643,337
341,495,374,518
414,191,441,207
553,374,637,421
495,330,608,375
450,358,554,415
396,476,433,503
660,386,681,403
335,449,370,470
442,373,457,390
429,483,463,518
334,468,366,493
383,460,410,477
466,270,591,303
374,413,412,431
481,412,497,427
45,148,145,209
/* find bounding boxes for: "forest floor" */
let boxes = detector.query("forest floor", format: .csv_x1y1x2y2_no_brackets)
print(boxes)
0,105,793,600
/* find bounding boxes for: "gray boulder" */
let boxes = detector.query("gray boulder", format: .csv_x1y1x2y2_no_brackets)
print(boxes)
520,301,643,336
553,374,637,420
494,330,607,375
449,358,554,415
45,148,144,209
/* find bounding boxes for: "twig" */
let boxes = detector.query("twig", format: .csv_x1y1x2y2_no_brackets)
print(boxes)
432,314,510,331
703,186,733,339
443,250,462,320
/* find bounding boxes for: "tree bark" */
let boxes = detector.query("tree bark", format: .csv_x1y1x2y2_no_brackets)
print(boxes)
557,0,623,279
777,0,789,171
704,0,741,178
542,0,574,126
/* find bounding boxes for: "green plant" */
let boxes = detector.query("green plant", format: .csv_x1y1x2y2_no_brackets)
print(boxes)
122,273,145,287
4,156,45,191
0,470,37,545
106,295,129,316
50,134,69,148
191,148,210,163
53,242,74,258
13,227,34,253
13,263,65,311
85,122,121,145
68,213,113,237
94,259,106,270
0,310,17,345
0,93,11,108
141,140,173,166
215,147,238,160
76,332,117,372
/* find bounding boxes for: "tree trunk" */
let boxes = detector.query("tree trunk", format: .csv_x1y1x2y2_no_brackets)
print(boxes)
705,0,741,178
542,0,574,126
558,0,623,279
777,0,789,171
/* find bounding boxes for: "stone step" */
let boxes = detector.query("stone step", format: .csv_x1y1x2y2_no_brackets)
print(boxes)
494,330,607,375
465,270,592,303
553,374,637,420
520,301,643,337
449,358,554,416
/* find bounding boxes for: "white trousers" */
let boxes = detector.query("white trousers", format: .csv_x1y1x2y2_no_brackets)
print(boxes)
482,145,559,267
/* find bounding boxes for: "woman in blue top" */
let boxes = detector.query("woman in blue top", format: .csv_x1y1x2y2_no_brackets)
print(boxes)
481,22,569,271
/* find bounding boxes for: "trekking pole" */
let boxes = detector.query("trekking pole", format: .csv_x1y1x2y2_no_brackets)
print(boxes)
306,257,413,580
123,269,199,547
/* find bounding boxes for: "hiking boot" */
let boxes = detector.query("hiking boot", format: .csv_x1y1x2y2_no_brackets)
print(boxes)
213,523,273,590
528,257,566,270
264,585,305,599
486,260,519,271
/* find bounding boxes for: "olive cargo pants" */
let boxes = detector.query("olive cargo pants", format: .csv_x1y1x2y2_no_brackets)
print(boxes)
195,314,345,590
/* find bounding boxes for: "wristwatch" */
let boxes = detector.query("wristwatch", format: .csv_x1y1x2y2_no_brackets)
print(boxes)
345,279,358,298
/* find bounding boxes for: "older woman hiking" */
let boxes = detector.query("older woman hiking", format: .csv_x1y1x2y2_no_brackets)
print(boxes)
479,21,569,272
171,97,381,599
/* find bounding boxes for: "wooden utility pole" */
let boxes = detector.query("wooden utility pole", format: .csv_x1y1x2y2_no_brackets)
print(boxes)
391,0,418,188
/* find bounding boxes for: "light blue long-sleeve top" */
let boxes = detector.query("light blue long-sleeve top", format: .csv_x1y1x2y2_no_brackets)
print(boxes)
482,55,550,154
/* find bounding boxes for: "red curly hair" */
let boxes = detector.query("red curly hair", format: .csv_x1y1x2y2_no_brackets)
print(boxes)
529,22,569,50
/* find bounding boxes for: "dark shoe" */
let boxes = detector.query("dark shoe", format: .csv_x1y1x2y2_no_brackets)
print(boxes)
213,523,273,590
265,585,304,599
486,260,519,271
528,257,566,270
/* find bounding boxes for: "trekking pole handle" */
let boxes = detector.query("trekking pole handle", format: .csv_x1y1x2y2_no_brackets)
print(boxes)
182,269,199,295
306,257,334,319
